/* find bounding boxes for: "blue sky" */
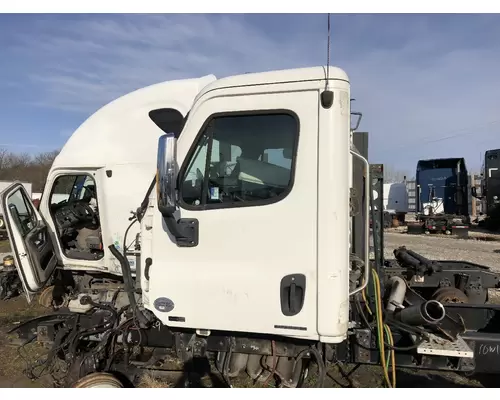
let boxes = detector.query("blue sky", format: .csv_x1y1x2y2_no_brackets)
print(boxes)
1,13,500,175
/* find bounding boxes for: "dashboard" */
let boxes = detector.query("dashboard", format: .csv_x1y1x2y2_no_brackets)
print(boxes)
52,201,98,231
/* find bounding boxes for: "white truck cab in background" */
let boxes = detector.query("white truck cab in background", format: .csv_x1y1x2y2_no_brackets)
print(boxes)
383,182,409,225
0,181,32,199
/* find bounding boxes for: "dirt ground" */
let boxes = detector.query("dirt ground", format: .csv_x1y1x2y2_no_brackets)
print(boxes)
2,230,500,387
0,297,52,388
0,296,491,388
0,307,497,387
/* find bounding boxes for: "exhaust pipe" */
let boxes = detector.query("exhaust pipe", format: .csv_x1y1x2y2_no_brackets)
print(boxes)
395,300,446,326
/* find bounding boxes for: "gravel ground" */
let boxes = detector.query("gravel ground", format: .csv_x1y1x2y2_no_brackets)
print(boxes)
382,230,500,272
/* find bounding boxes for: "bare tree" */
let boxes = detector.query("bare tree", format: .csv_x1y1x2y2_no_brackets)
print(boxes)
0,148,59,192
0,149,9,170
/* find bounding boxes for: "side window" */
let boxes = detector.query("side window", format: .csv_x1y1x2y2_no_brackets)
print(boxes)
78,176,97,201
262,148,292,169
180,112,298,208
50,175,97,205
50,175,76,205
8,188,37,237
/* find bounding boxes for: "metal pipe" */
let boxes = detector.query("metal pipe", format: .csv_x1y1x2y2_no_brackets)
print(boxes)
349,148,370,296
386,276,407,312
395,299,446,326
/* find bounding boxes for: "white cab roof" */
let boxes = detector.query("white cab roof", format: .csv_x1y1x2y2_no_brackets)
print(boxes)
52,66,348,170
52,75,217,170
196,66,349,102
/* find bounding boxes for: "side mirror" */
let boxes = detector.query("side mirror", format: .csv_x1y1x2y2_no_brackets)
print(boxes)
157,133,178,216
350,111,363,132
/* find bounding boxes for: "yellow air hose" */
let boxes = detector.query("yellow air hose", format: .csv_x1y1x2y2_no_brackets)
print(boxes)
362,269,397,388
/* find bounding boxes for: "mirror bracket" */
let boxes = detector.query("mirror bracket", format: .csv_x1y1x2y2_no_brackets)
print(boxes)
164,216,199,248
157,133,200,247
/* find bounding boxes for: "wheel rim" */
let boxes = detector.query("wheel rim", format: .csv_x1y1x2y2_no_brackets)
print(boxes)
72,372,124,388
38,286,54,308
432,287,469,304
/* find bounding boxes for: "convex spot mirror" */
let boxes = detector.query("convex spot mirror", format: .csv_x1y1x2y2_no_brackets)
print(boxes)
157,133,178,216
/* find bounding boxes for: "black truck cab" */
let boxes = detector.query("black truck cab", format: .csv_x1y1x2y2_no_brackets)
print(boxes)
483,148,500,215
408,157,470,236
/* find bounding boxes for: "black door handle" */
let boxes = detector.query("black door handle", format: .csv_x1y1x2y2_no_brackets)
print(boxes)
290,283,297,313
280,274,306,317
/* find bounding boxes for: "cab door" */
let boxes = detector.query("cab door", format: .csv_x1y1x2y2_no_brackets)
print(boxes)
148,82,321,339
1,182,57,302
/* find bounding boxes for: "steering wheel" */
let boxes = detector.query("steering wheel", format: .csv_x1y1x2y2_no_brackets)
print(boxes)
71,202,96,222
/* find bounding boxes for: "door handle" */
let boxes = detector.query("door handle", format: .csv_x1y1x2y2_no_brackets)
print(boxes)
280,274,306,317
289,282,297,313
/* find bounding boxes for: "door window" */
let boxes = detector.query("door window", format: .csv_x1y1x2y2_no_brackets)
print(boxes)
7,188,37,237
179,112,299,209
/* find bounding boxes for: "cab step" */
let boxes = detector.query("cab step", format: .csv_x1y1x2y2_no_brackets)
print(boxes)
417,333,473,358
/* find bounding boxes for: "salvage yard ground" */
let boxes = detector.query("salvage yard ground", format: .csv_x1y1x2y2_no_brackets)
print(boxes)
384,228,500,272
1,228,500,387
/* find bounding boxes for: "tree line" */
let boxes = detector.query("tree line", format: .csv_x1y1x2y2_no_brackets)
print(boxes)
0,149,59,192
0,146,415,193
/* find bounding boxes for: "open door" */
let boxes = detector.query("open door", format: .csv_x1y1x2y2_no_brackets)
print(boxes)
1,182,57,302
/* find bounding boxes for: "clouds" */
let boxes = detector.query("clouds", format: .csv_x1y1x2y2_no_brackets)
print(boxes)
334,14,500,172
1,13,500,171
7,14,317,113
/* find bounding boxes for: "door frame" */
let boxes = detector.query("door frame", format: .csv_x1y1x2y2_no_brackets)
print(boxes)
40,168,106,269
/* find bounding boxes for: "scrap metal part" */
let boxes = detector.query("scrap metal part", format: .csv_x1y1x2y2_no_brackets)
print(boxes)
0,268,22,300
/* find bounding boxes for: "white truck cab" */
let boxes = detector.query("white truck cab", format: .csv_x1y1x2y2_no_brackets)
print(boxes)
383,182,409,225
1,75,216,298
1,66,364,346
3,65,500,389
